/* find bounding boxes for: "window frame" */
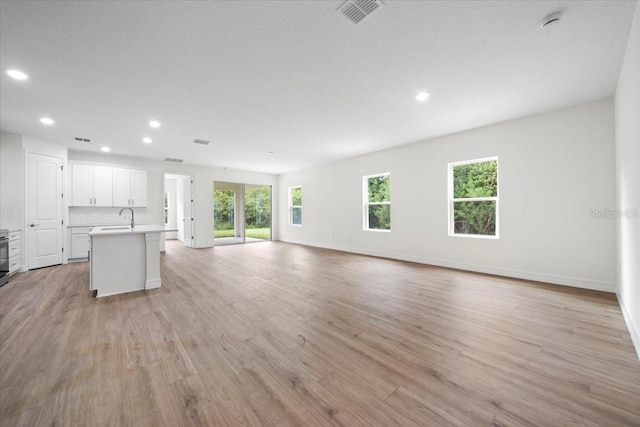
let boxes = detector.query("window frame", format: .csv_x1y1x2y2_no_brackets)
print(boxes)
289,185,302,227
363,172,391,232
447,156,499,239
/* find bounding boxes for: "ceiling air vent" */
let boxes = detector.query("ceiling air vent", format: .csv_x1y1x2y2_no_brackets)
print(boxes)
193,139,210,145
338,0,383,24
164,157,184,163
74,137,91,143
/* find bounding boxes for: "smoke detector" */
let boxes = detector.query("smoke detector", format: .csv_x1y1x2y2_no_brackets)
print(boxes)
338,0,383,24
540,11,563,29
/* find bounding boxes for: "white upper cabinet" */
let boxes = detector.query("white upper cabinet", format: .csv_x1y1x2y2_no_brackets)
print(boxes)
71,164,113,206
113,168,147,207
71,163,146,207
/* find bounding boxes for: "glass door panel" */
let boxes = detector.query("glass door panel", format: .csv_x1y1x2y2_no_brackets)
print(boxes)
214,189,236,238
244,184,271,242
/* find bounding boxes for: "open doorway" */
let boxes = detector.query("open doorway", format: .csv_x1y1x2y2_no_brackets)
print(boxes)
214,181,271,246
164,174,194,247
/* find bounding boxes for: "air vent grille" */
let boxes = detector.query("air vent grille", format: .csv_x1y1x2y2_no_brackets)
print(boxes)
74,137,91,143
338,0,382,24
164,157,184,163
193,139,210,145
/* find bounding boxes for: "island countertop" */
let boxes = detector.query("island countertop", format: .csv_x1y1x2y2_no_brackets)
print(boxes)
89,225,177,236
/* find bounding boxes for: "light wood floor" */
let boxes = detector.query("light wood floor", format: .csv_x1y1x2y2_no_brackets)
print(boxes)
1,241,639,426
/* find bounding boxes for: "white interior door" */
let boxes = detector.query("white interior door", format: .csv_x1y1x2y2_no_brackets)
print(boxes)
27,153,63,269
183,176,194,248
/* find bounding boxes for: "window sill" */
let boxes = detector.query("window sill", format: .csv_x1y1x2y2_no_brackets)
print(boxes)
449,233,499,239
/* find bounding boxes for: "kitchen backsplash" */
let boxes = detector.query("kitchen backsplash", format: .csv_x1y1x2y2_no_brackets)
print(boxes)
69,207,148,226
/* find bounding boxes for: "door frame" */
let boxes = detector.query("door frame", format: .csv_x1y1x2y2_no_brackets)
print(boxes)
25,150,67,270
163,173,194,249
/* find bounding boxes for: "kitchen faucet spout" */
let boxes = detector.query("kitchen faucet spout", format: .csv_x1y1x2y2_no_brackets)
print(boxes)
119,207,135,228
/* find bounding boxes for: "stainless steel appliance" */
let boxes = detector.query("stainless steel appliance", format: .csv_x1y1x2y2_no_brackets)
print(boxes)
0,229,9,286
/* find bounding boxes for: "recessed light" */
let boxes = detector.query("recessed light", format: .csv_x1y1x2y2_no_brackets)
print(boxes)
415,92,430,102
40,117,54,125
142,137,152,144
7,69,29,80
267,151,275,155
101,146,111,152
149,120,161,128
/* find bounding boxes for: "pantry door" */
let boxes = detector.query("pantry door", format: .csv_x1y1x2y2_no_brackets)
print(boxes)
27,152,64,269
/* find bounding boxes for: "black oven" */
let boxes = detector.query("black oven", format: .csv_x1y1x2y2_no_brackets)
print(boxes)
0,229,9,287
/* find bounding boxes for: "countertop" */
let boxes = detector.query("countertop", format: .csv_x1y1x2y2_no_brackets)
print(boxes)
89,225,178,236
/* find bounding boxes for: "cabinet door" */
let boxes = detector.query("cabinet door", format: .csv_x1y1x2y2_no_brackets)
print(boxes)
92,166,113,206
71,234,90,259
71,164,93,206
112,168,132,207
131,170,147,207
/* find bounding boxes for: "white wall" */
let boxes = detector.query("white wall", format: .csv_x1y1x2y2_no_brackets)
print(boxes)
0,132,24,231
279,98,617,292
615,3,640,358
68,151,278,248
0,134,69,268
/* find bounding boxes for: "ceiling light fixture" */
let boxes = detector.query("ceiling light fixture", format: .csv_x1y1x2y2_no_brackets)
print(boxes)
40,117,55,125
415,92,430,102
7,69,29,80
267,151,275,155
149,120,161,128
143,137,152,144
101,146,111,152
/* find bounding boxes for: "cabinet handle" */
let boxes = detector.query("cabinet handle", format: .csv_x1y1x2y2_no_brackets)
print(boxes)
30,224,40,227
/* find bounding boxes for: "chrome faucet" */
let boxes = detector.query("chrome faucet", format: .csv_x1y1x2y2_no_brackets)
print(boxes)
119,207,135,228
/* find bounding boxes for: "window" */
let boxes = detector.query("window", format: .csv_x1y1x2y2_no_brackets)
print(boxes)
164,191,169,225
364,173,391,231
290,186,302,226
448,157,498,238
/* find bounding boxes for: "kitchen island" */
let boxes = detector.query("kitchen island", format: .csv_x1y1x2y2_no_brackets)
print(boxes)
89,225,176,298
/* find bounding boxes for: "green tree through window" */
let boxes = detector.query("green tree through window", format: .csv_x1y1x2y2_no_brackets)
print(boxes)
365,173,391,231
214,190,235,235
450,158,498,236
290,186,302,225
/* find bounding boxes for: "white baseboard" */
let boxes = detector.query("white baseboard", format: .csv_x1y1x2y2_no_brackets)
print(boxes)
193,243,214,249
145,278,161,289
617,290,640,361
279,238,616,293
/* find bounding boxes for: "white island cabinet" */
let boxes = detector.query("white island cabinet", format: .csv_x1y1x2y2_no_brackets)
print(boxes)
89,225,176,298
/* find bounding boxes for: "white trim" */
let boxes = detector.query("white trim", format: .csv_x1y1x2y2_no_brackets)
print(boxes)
617,290,640,360
193,243,214,249
279,237,616,293
145,278,161,289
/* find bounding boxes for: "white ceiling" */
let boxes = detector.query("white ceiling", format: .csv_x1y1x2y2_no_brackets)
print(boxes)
0,1,636,174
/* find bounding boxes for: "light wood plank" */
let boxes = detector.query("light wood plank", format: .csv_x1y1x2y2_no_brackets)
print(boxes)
0,240,638,426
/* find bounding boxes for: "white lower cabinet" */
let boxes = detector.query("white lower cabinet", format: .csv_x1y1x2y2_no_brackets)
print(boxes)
69,227,92,260
8,230,22,274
